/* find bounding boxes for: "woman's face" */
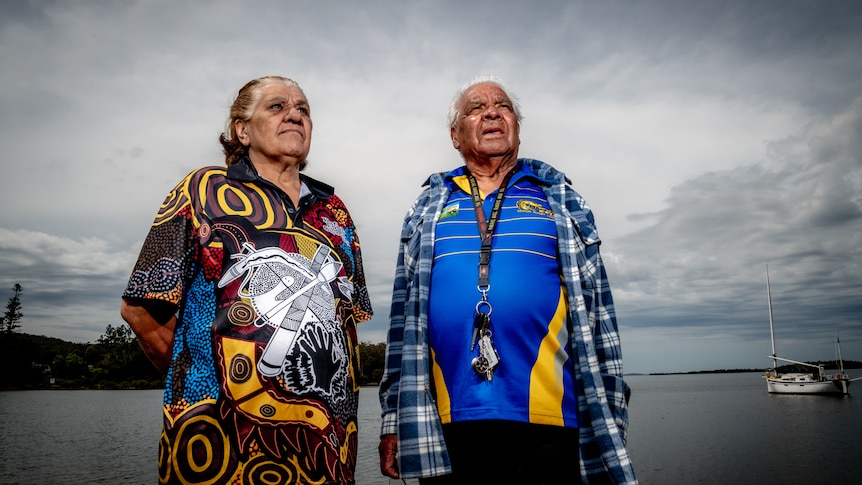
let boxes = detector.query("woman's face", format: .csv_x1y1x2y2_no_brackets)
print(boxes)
237,82,312,166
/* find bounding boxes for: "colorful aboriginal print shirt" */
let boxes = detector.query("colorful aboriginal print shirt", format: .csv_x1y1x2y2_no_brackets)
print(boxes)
123,156,372,485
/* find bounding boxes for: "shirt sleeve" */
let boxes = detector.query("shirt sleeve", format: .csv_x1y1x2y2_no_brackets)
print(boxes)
588,244,631,439
346,221,374,323
378,233,409,433
378,196,424,435
322,195,374,323
570,190,631,439
122,176,197,306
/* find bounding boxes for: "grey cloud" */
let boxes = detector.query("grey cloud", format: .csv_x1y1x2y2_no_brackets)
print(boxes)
1,0,861,373
0,228,136,341
612,97,862,366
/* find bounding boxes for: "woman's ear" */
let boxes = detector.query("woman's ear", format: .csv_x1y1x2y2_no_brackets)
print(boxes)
235,119,250,146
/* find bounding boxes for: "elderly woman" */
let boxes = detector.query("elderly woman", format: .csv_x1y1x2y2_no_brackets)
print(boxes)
121,76,372,485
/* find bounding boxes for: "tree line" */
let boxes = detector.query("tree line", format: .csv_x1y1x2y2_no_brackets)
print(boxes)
0,284,387,390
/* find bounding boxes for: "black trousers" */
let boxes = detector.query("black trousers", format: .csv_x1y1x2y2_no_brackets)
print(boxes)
418,420,580,485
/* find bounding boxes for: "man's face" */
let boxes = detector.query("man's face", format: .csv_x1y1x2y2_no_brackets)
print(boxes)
450,83,520,162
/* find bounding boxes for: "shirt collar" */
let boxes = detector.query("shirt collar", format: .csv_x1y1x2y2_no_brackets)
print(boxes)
441,159,536,194
226,155,335,200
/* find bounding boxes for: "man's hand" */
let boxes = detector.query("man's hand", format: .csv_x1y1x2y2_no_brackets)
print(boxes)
378,433,399,479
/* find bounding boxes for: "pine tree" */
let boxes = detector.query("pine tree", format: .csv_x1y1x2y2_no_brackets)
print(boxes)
2,284,23,334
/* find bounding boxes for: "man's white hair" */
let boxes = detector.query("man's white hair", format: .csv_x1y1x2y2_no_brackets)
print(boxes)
446,75,523,128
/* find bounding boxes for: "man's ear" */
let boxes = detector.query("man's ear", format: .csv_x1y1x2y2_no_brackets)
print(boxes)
450,126,460,150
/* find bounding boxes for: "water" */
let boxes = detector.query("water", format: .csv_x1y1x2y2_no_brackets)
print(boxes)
1,374,858,484
626,373,859,485
0,390,163,483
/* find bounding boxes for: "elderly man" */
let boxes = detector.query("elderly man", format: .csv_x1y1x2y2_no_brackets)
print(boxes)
377,77,637,484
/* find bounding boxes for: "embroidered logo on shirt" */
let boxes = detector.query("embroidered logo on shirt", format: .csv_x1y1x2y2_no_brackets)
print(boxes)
439,202,460,221
516,200,553,218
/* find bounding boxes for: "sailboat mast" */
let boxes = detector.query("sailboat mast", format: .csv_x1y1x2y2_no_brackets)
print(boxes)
766,265,777,370
837,331,845,375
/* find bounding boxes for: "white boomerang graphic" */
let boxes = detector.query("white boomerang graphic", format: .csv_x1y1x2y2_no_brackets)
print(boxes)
219,243,342,377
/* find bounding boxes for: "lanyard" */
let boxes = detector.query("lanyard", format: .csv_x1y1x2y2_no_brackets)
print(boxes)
466,168,516,290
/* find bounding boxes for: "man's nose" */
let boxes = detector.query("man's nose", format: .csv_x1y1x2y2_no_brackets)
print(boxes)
483,106,501,119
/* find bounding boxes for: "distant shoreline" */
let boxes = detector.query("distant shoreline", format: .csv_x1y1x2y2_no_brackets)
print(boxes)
641,369,764,376
639,361,862,376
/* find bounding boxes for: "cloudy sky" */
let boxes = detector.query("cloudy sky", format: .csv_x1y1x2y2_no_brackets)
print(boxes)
1,0,860,374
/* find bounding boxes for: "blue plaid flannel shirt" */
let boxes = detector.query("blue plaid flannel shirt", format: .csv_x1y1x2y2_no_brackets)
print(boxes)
379,158,638,484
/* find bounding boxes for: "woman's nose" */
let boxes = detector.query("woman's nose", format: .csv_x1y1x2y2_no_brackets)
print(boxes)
284,107,302,122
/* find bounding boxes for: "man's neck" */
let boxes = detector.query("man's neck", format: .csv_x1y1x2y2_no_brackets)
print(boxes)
465,156,518,195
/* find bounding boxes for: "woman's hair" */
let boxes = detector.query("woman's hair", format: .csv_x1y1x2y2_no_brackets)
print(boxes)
218,76,307,167
446,74,522,129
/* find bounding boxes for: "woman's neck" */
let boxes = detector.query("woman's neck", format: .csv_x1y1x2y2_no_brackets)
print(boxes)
249,155,302,205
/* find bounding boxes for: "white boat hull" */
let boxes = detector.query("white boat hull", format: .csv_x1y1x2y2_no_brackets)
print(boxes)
765,375,849,395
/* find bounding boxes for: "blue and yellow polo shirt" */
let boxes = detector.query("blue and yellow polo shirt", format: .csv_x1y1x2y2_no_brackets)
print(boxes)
428,161,578,429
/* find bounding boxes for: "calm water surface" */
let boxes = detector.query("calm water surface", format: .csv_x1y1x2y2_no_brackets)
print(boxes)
626,373,858,485
1,374,858,484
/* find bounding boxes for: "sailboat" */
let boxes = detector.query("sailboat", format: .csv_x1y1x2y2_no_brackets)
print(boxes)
763,265,858,395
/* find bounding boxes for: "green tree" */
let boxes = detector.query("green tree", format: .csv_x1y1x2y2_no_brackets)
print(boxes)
358,341,386,385
94,323,163,388
98,324,136,368
2,284,23,334
52,351,87,381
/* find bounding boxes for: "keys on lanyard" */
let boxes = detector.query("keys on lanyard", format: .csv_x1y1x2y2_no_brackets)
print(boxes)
472,333,500,381
471,296,500,381
465,168,514,382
